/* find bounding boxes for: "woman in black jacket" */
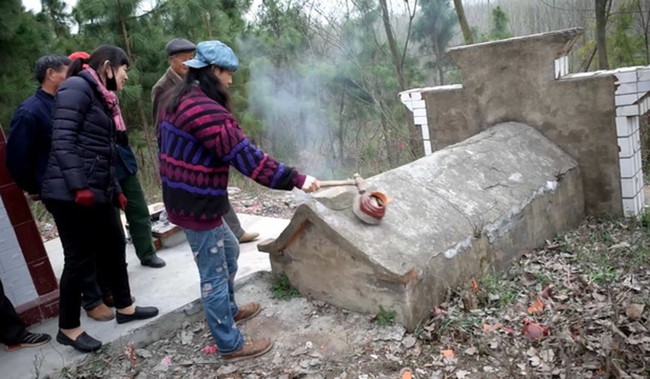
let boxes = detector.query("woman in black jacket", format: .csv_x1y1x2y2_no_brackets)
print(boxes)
41,45,158,353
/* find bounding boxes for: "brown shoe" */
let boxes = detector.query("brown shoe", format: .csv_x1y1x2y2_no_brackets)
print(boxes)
222,338,273,362
238,231,260,243
234,302,261,323
86,303,115,321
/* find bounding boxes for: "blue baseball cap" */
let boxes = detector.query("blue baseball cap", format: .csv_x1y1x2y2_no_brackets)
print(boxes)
183,40,239,71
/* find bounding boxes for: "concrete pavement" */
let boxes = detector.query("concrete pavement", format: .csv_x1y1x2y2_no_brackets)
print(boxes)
0,213,287,379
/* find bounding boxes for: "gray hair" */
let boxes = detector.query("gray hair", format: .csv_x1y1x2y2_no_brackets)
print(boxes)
34,55,71,84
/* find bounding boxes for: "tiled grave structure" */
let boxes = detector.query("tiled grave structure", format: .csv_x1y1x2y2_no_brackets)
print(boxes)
260,28,644,331
401,28,650,217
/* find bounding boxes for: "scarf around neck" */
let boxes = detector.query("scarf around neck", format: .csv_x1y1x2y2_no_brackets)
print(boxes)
84,66,126,132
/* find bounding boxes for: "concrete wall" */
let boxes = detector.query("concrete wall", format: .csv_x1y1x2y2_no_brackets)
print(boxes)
262,123,584,330
420,28,621,216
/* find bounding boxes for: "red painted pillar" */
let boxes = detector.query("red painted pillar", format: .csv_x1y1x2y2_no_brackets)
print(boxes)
0,128,59,325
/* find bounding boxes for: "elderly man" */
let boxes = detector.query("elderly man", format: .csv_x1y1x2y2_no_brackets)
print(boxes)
152,38,260,244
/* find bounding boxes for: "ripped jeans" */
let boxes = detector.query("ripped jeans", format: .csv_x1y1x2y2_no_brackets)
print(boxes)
184,225,244,354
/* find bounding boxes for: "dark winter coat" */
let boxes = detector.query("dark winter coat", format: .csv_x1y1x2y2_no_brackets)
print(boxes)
41,70,122,203
6,89,55,195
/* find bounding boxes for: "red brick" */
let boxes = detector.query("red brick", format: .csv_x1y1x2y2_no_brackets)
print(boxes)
0,183,33,225
27,257,58,295
13,221,47,264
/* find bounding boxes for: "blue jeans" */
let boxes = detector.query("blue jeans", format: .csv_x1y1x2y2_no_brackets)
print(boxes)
184,225,244,354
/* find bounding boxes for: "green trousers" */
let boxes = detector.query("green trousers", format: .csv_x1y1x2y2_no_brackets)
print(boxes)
117,173,156,262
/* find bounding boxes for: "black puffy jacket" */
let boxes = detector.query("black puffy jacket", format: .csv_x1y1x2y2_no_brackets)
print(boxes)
41,70,122,204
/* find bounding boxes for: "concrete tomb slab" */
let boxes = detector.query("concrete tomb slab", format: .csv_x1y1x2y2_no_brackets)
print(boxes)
259,122,584,331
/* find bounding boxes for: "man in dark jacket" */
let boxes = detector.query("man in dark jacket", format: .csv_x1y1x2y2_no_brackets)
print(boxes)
151,38,260,244
6,54,114,322
6,55,70,197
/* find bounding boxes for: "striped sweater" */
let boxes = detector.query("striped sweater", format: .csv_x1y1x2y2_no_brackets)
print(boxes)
158,87,306,230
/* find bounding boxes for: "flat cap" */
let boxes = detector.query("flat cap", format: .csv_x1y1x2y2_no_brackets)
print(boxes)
165,38,196,56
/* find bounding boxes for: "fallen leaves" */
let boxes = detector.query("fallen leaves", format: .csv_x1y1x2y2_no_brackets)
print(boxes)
527,298,544,315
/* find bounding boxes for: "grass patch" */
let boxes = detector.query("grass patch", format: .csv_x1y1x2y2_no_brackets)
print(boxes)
376,305,396,326
270,273,301,300
479,272,519,308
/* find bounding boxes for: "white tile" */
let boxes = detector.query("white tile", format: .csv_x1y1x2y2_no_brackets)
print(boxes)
620,155,640,177
638,68,650,82
618,135,634,157
623,197,642,217
637,187,646,210
420,124,430,140
635,151,642,172
615,94,640,106
1,266,33,295
411,100,426,109
11,283,38,305
616,82,637,95
615,116,636,137
0,228,20,254
423,141,432,156
414,116,428,125
0,247,26,272
410,92,422,101
413,108,427,117
637,80,650,93
0,210,12,232
616,104,639,117
615,71,637,84
636,170,645,193
634,130,642,153
639,95,650,114
621,177,639,198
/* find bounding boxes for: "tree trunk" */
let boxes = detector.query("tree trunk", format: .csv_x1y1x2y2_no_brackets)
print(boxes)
595,0,609,69
379,0,406,89
378,0,423,158
453,0,473,44
119,17,159,186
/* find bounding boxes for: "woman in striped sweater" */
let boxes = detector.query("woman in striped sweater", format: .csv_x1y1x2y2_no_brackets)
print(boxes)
158,40,320,362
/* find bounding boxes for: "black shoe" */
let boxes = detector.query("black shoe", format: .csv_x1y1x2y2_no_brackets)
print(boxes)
5,332,51,351
116,306,159,324
141,255,166,268
56,331,102,353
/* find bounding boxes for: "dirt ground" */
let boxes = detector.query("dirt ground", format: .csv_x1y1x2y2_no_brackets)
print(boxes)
54,191,650,379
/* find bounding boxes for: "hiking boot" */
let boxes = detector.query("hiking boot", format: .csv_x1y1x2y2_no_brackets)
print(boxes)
222,338,273,362
238,231,260,243
86,303,115,321
5,332,51,351
234,302,261,323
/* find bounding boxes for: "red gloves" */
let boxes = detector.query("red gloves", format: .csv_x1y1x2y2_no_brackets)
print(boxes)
74,189,95,207
117,193,128,210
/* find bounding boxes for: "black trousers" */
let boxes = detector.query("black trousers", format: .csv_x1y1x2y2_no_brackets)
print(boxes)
43,201,107,311
45,200,133,329
0,278,27,345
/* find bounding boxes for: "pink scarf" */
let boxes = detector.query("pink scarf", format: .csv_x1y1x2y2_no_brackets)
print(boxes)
84,67,126,132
